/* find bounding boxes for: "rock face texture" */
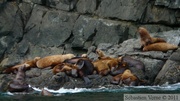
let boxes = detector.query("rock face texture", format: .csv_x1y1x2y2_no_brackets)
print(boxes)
0,0,180,91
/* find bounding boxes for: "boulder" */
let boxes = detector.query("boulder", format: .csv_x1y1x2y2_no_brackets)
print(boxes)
154,49,180,85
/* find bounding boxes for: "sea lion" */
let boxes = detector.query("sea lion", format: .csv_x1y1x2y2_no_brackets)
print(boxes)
93,60,110,76
138,27,166,48
3,57,41,74
36,54,75,68
8,65,29,92
96,49,106,58
143,42,178,52
53,63,78,76
41,88,53,96
75,59,95,84
119,56,145,73
111,69,141,86
110,61,128,76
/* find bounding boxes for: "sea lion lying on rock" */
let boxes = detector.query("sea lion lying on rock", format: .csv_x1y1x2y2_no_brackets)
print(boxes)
111,69,144,86
143,42,178,52
36,54,75,68
138,27,166,49
119,56,145,73
3,57,41,74
74,59,95,84
8,65,29,92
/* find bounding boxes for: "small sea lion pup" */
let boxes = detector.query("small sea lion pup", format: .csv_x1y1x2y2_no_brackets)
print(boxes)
36,54,75,68
111,69,145,86
8,65,29,92
3,57,41,74
138,27,166,49
143,42,178,52
118,56,145,73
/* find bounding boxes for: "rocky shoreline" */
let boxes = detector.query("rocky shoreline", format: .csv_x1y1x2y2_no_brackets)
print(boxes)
0,0,180,92
0,29,180,92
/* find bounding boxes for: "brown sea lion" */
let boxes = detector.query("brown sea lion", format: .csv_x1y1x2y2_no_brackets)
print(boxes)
36,54,75,68
119,56,145,73
111,69,141,86
53,63,78,76
3,57,41,74
8,65,29,92
41,88,53,96
138,27,166,49
143,42,178,52
96,49,106,58
93,60,110,76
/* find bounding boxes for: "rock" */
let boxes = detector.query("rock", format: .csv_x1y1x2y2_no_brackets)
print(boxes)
142,4,176,25
155,0,180,9
96,0,149,21
76,0,97,14
0,2,23,54
25,5,79,47
154,49,180,85
46,0,78,11
72,15,130,48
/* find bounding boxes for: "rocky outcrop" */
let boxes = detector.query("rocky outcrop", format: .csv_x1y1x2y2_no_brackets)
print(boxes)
0,0,180,91
0,29,180,91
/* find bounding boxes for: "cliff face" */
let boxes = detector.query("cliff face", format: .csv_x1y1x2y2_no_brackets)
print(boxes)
0,0,180,90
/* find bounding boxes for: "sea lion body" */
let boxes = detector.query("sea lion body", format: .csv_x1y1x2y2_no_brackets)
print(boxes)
138,27,166,48
143,43,178,51
36,54,75,68
111,69,140,86
120,56,145,72
93,60,110,76
8,66,29,92
3,57,41,74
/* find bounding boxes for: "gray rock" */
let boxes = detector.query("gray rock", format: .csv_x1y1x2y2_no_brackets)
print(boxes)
155,0,180,9
154,49,180,85
76,0,97,14
0,2,23,53
96,0,149,21
143,4,176,25
22,0,43,4
72,16,130,48
72,15,99,48
47,0,78,11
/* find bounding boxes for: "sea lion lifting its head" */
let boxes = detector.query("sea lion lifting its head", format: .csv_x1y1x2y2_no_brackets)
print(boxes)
8,65,29,92
138,27,166,49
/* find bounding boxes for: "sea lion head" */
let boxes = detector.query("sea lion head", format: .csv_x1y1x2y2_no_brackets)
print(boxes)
64,54,75,59
34,57,41,62
81,54,87,57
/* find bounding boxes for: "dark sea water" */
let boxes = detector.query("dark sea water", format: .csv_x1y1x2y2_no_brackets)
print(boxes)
0,83,180,101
